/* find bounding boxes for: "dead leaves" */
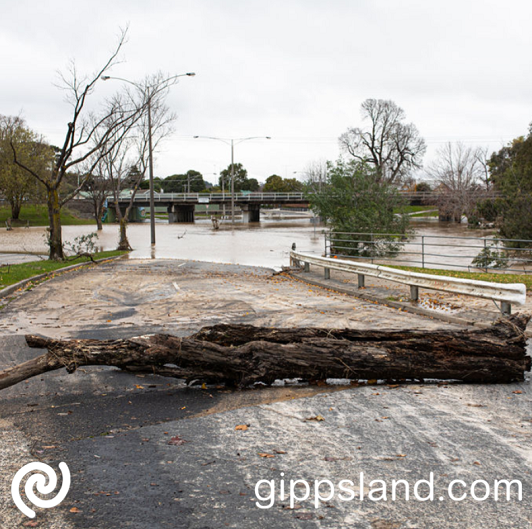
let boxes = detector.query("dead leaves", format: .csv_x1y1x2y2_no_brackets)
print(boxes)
258,452,275,458
168,435,187,446
305,415,325,422
235,424,249,431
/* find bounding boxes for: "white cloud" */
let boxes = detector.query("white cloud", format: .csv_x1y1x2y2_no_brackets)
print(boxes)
1,0,531,181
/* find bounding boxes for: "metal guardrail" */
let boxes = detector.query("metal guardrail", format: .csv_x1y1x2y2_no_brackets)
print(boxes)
290,250,526,315
325,232,532,274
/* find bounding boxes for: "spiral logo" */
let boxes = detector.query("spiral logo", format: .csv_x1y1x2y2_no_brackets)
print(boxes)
11,462,71,518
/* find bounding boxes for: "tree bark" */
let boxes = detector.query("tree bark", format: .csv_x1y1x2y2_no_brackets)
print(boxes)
10,199,21,220
0,316,529,392
47,187,64,260
94,198,104,231
117,216,132,251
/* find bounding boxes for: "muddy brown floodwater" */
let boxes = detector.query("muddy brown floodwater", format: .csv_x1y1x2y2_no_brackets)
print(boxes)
0,218,495,270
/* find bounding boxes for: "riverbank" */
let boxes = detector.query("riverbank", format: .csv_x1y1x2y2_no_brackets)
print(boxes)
0,205,94,227
0,251,127,291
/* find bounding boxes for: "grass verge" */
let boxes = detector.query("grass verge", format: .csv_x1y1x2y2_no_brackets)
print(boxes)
0,251,127,290
395,205,437,214
410,210,439,218
389,265,532,290
0,205,95,226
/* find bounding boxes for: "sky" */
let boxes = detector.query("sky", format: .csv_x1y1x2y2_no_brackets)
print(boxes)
1,0,532,186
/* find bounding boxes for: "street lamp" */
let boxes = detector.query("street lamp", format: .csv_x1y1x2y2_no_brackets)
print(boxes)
101,72,195,245
193,136,271,224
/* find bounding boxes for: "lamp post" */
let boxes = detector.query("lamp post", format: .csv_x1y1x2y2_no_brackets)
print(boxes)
101,72,195,245
193,136,271,224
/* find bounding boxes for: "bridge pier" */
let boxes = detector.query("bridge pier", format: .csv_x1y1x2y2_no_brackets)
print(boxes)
168,204,195,223
106,206,143,223
241,204,260,223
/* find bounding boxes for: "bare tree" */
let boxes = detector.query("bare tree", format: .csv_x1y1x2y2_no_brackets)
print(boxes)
80,159,113,230
475,146,492,191
303,159,328,192
339,99,426,185
99,75,176,250
102,139,139,250
427,142,485,222
11,29,145,260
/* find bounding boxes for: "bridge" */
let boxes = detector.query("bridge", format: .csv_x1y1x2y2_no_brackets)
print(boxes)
107,190,499,223
108,191,310,222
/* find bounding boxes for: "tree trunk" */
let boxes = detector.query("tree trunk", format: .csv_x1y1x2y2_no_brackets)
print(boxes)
47,187,64,260
96,201,104,231
117,216,132,251
10,199,21,220
0,316,529,392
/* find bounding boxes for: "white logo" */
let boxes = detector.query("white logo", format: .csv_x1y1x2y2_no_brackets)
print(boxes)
11,462,71,518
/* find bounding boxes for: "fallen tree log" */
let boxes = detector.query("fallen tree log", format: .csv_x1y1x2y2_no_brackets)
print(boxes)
0,316,529,391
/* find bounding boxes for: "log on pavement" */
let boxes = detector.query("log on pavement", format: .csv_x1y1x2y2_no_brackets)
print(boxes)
0,315,529,391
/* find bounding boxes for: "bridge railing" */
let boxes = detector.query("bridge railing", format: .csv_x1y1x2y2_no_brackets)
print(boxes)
108,189,502,204
111,191,307,202
290,250,526,315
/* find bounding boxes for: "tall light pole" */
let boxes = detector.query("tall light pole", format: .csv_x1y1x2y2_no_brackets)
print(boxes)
193,136,271,224
101,72,195,245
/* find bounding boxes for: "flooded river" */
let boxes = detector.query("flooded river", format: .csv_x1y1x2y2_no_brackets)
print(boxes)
0,217,496,270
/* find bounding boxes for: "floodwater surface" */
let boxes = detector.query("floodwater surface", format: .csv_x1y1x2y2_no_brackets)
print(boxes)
0,218,496,270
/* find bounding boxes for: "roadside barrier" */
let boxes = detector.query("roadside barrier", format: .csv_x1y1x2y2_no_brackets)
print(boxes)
290,250,526,315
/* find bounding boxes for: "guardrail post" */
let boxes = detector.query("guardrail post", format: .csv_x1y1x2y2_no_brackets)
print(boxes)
501,301,511,315
324,267,330,280
358,274,365,288
421,236,425,268
304,262,310,273
410,285,419,301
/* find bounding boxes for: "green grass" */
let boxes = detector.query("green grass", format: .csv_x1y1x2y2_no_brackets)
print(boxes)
411,210,439,218
0,251,127,290
395,205,437,214
389,265,532,290
0,205,95,226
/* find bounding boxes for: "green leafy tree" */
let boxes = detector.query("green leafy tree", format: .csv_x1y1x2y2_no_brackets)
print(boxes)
164,170,205,192
263,175,303,192
415,181,432,193
307,159,410,257
263,174,283,192
219,163,252,192
489,127,532,242
139,176,162,192
247,178,260,192
0,116,52,219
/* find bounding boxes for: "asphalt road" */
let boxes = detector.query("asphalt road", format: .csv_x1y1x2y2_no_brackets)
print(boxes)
0,260,531,528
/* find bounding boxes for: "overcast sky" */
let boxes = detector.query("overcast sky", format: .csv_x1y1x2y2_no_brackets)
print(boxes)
2,0,531,185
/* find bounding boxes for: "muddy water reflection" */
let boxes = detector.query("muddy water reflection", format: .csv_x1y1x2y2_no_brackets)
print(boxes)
120,220,326,268
0,218,497,270
400,220,498,271
0,220,325,269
